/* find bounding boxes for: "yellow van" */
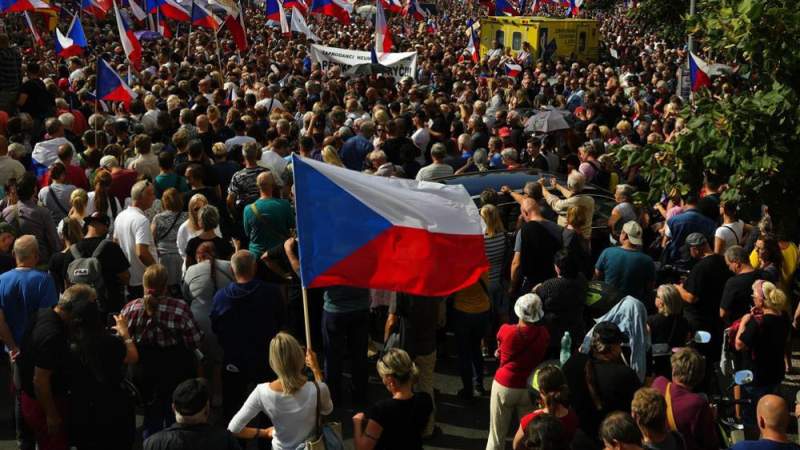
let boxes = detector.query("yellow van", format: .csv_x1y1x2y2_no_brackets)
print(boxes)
478,16,599,62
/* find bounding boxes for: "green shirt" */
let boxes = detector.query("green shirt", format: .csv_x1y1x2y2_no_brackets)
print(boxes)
154,172,189,198
243,197,294,257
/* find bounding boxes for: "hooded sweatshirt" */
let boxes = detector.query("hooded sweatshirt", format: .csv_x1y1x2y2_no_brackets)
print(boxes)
211,279,284,375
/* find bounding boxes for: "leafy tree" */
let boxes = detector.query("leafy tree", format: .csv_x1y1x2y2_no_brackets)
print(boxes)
617,0,800,230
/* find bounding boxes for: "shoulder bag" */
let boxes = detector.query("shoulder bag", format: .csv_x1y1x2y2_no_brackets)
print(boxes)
303,381,344,450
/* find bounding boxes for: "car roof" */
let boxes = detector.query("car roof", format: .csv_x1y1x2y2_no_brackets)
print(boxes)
434,168,613,197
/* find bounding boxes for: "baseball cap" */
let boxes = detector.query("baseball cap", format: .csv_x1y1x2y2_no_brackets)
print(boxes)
172,378,209,416
0,222,18,238
84,212,111,228
514,293,544,324
622,221,643,246
685,232,708,247
593,321,627,345
99,155,119,169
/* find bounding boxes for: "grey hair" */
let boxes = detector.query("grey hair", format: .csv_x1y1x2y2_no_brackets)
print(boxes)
58,284,96,311
230,250,256,277
656,284,682,316
430,143,447,159
523,181,538,197
724,245,749,265
130,180,151,202
13,235,39,263
616,184,635,201
501,148,518,161
567,170,586,192
198,205,220,231
473,148,488,168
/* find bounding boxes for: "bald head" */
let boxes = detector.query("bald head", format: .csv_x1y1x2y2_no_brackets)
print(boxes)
257,171,274,195
520,198,540,221
13,235,39,267
757,394,789,433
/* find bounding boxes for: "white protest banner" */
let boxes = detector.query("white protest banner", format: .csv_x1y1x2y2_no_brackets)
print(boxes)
309,44,418,79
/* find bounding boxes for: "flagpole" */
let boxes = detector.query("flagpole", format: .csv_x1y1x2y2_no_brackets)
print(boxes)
186,3,193,60
301,287,312,351
214,27,225,85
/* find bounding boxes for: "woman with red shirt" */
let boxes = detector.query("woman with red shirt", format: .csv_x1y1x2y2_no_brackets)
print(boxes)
513,365,579,450
486,294,550,450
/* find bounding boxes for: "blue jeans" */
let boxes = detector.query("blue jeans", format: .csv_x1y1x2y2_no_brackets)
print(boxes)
453,309,490,391
322,309,369,404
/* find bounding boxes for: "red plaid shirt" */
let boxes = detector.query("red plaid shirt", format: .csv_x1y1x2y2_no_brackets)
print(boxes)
121,296,203,349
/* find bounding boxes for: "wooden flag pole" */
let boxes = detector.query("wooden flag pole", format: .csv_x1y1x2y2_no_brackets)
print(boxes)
301,287,312,351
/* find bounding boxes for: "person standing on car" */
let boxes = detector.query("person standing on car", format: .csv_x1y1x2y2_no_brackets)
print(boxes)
539,171,595,240
509,199,562,298
416,143,454,181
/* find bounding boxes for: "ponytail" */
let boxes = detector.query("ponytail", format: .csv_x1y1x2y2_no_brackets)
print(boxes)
93,170,112,215
142,264,169,316
761,280,788,313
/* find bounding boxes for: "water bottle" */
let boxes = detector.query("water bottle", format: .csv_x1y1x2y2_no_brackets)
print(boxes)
560,332,572,366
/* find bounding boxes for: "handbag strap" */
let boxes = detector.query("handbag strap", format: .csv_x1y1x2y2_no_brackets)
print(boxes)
665,382,678,431
48,187,69,215
157,212,182,242
312,380,322,437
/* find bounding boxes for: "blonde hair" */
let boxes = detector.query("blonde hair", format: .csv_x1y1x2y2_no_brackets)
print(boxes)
69,188,88,217
321,146,344,167
142,264,169,315
269,332,307,395
480,204,506,237
377,348,418,385
656,284,682,316
754,280,788,312
567,205,587,230
187,194,209,232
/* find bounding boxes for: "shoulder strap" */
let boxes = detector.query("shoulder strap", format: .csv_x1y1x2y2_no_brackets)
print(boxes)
109,196,118,218
48,188,69,215
722,224,740,244
69,243,82,259
158,213,182,242
477,277,490,298
92,239,110,258
665,382,678,431
312,380,322,437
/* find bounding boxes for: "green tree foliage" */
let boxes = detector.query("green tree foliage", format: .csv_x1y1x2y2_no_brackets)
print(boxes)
617,0,800,228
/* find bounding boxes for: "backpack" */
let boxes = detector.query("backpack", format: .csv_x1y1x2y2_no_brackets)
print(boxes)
67,240,110,300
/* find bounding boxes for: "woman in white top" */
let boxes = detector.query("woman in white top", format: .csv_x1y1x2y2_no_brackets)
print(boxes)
228,332,332,450
176,193,221,260
85,170,123,234
714,201,751,254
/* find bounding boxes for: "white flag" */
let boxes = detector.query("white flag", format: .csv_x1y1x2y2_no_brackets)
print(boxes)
290,10,319,41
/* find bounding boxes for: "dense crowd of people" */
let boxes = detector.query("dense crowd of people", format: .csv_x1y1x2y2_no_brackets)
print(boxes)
0,0,799,449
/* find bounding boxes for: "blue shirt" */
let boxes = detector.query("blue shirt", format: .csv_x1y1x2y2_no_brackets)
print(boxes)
0,268,58,349
595,246,656,300
665,208,717,262
340,135,374,171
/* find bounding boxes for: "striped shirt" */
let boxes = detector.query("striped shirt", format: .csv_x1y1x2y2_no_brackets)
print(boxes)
484,233,510,284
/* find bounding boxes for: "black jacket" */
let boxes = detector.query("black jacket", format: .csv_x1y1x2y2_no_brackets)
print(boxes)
143,423,240,450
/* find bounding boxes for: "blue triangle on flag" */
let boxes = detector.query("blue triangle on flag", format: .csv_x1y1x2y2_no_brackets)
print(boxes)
292,155,393,286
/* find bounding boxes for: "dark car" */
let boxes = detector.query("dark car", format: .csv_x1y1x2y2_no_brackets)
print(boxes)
435,169,617,255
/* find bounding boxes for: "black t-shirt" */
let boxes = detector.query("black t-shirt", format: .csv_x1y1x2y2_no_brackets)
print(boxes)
0,252,15,275
535,276,587,354
382,137,418,165
720,271,762,325
185,236,234,268
48,251,71,294
143,423,241,450
562,352,641,436
648,313,692,378
19,78,54,119
518,221,560,285
63,237,131,314
740,313,790,386
682,254,731,330
390,294,441,358
20,308,69,398
368,392,433,450
697,193,721,223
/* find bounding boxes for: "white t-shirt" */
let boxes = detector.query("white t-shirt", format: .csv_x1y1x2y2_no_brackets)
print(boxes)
411,128,430,164
113,206,158,286
715,220,745,252
228,382,333,450
255,97,284,113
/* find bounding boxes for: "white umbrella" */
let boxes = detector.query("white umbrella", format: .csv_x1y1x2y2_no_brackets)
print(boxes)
356,4,376,15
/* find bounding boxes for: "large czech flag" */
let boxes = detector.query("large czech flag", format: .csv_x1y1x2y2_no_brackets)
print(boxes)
55,16,87,57
689,52,711,92
265,0,280,20
0,0,49,13
311,0,351,24
293,155,488,296
96,58,137,104
146,0,190,21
